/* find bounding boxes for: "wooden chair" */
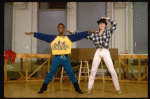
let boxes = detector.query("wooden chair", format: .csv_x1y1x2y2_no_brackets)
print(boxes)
60,60,90,83
78,60,90,83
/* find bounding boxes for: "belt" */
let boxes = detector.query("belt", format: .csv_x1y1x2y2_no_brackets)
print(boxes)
97,46,108,49
55,54,68,56
99,47,105,49
55,54,68,59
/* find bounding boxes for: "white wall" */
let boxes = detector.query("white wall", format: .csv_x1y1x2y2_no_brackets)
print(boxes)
12,2,38,62
106,2,113,48
127,2,133,54
106,2,134,54
12,2,37,54
114,7,126,54
67,2,77,48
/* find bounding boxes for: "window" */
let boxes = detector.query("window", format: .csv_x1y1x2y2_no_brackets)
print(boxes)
39,2,67,9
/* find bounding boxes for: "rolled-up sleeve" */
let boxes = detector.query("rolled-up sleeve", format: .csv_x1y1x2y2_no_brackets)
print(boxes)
107,19,117,34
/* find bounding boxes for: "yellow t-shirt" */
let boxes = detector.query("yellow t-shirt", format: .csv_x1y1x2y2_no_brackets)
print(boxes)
51,36,72,55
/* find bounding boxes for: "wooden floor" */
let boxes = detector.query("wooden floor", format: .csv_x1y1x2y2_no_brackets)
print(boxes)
4,80,148,98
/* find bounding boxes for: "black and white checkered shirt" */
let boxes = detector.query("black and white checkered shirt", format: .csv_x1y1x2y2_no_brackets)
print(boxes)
74,19,117,49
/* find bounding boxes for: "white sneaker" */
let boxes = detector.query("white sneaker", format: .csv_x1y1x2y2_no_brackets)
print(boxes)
117,90,122,95
87,89,93,95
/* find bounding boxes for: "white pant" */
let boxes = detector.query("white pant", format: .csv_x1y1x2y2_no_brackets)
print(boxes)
88,48,120,91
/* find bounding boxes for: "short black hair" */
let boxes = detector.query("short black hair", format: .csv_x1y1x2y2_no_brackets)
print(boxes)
57,23,65,29
97,19,107,25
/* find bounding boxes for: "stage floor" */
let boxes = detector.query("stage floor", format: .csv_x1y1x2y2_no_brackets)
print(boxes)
4,80,148,98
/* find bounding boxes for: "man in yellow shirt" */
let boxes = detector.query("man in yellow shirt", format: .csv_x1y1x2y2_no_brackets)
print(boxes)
25,23,96,94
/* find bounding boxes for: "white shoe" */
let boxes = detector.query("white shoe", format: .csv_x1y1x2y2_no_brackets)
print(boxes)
117,90,122,95
87,89,93,95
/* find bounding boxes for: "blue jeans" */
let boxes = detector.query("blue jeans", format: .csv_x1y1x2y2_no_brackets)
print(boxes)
44,55,78,84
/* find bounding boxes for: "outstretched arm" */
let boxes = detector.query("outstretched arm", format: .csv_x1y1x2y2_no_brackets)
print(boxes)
67,30,96,40
67,31,89,42
25,32,57,43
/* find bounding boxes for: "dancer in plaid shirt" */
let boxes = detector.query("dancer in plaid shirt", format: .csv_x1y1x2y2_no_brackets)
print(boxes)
68,17,121,95
86,18,116,49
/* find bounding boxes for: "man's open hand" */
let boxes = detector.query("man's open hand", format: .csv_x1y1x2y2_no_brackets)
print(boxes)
25,32,34,35
67,30,74,34
89,30,97,33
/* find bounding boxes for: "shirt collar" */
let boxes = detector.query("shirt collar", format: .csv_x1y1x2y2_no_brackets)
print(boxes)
95,30,106,34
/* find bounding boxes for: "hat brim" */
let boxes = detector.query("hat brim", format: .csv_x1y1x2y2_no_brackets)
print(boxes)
97,21,107,25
